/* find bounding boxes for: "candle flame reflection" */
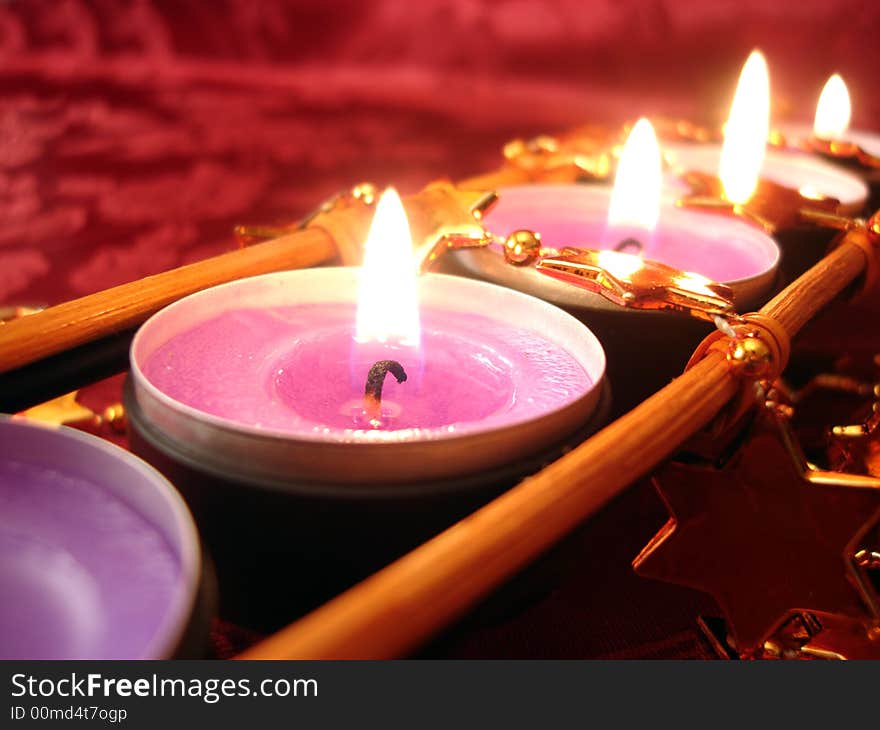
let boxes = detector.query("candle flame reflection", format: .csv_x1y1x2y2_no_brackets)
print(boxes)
608,117,662,231
813,74,851,141
596,249,643,279
355,188,421,346
719,50,770,205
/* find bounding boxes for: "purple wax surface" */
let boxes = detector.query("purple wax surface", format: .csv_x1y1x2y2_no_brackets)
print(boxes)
142,303,593,439
0,420,193,660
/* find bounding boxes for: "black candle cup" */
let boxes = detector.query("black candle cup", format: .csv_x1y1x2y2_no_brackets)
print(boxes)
774,225,843,288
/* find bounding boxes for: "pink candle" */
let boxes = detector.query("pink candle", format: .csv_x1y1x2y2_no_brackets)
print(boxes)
774,75,880,192
446,118,779,414
131,269,606,484
452,183,779,310
138,273,595,438
663,142,868,214
666,57,868,214
449,118,779,313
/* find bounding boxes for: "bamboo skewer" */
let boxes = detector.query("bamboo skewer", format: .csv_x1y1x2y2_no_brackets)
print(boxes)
0,162,534,380
238,230,874,660
0,228,336,374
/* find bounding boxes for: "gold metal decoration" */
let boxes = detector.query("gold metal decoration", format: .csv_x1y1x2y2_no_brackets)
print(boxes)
16,391,127,433
0,304,46,323
502,125,617,183
700,610,880,659
234,183,380,248
537,248,735,321
234,180,497,272
649,117,719,145
439,223,737,321
771,130,880,171
677,170,841,233
633,402,880,656
500,118,716,185
827,355,880,478
831,406,880,477
407,181,498,272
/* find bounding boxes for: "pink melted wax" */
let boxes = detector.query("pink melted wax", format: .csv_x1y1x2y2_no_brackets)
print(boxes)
142,303,593,439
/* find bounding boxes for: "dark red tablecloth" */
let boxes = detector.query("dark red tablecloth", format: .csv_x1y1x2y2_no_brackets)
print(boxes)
3,0,879,658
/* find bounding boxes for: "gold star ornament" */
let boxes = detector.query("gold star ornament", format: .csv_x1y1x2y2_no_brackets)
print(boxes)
633,405,880,655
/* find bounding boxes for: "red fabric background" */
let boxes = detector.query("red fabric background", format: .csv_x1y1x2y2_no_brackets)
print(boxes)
3,0,879,658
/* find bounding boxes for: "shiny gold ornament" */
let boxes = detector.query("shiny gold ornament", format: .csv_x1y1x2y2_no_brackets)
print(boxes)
702,610,880,660
502,125,618,183
770,128,880,172
17,391,95,425
537,248,735,322
649,117,719,145
406,181,498,272
0,304,46,324
16,391,127,432
728,336,774,379
234,183,379,248
677,170,841,234
830,401,880,478
502,229,543,266
234,180,497,272
634,404,880,655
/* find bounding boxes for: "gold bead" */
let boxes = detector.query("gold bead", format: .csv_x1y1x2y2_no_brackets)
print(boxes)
728,336,773,379
503,229,542,265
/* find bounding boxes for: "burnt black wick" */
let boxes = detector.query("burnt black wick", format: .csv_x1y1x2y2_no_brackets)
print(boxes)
614,237,644,255
364,360,408,417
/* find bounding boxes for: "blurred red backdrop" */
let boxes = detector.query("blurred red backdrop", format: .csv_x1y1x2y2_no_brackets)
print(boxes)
2,0,878,304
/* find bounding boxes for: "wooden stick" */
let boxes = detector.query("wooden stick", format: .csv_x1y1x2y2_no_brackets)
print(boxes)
0,161,533,380
238,231,873,660
0,227,336,374
458,166,532,192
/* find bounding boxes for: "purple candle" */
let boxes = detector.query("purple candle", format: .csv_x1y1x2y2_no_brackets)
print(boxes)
0,417,200,659
131,191,606,485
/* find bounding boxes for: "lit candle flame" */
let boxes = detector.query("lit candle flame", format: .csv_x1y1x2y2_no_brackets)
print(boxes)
607,117,662,231
719,50,770,205
355,188,420,346
813,73,851,141
596,249,644,279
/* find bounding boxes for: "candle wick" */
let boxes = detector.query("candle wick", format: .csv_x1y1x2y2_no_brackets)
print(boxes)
614,237,643,255
363,360,407,426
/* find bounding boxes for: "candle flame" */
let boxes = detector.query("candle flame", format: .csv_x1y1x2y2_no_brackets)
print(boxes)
719,50,770,205
596,249,643,279
813,73,851,140
607,117,662,231
355,188,420,345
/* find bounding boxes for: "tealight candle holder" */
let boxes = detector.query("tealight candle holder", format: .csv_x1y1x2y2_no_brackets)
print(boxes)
666,54,868,285
446,183,779,415
0,417,209,659
127,267,608,627
773,74,880,210
664,143,868,217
